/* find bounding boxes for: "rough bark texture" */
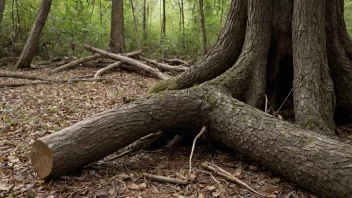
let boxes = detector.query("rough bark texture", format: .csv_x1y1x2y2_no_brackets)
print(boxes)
149,0,247,93
326,0,352,123
210,0,272,108
30,90,205,179
14,0,52,69
292,0,336,135
206,86,352,198
110,0,125,54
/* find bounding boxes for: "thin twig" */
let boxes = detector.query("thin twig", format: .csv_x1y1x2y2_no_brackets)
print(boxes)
265,94,268,113
201,162,274,197
189,126,206,175
142,173,188,185
275,88,293,114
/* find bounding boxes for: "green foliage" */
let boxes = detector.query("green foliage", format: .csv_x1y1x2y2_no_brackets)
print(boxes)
0,0,230,60
345,2,352,38
1,0,351,60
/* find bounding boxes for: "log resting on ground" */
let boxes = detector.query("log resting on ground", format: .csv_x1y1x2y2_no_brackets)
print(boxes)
30,85,352,198
83,45,169,80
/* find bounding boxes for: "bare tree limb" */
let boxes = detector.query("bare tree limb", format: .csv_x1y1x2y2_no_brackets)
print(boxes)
139,56,188,72
83,44,169,80
142,173,188,185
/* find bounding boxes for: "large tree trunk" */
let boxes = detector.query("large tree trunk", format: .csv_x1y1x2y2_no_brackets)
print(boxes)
30,0,352,197
14,0,52,69
292,0,335,135
110,0,125,54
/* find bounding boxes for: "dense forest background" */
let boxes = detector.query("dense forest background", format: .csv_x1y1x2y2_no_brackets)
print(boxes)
1,0,352,61
0,0,230,61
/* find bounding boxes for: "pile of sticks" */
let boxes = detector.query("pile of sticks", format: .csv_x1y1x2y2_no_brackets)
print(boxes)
50,45,191,79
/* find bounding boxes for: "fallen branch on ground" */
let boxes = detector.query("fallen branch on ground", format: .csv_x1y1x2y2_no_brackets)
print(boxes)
201,162,271,197
51,54,103,74
94,51,142,78
0,78,113,88
138,56,189,72
142,173,189,185
83,45,169,80
0,71,50,81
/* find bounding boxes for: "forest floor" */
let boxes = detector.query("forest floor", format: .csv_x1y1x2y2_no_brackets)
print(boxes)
1,66,350,198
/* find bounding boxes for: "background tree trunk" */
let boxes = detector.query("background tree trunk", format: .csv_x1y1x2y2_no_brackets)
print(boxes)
199,0,208,55
14,0,52,69
0,0,5,26
143,0,147,52
110,0,125,54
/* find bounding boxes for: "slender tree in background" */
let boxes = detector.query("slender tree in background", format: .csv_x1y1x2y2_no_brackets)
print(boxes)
199,0,208,54
31,0,352,197
0,0,5,26
110,0,125,53
130,0,141,50
143,0,147,51
160,0,166,56
178,0,185,49
14,0,52,69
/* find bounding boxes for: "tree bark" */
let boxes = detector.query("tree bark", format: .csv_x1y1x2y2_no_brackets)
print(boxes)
292,0,335,135
110,0,125,54
14,0,52,69
199,0,208,55
149,0,247,93
326,0,352,123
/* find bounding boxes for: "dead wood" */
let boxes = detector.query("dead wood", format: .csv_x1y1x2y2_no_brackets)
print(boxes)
142,173,189,185
160,58,189,66
0,78,113,88
138,56,189,72
201,162,270,197
189,126,206,175
0,71,50,81
83,44,169,80
94,50,143,78
51,54,102,74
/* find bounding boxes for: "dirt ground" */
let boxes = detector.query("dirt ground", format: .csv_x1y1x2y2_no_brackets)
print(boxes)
1,66,343,198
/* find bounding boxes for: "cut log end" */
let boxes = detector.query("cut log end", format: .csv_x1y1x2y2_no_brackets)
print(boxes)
29,140,53,179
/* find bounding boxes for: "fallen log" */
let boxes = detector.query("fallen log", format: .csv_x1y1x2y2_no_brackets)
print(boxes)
0,78,113,88
50,54,102,74
161,58,189,66
83,45,169,80
94,51,143,78
0,71,49,81
138,56,188,72
30,85,352,197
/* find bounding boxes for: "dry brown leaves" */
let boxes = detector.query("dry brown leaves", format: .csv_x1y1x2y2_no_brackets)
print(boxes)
0,67,313,198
